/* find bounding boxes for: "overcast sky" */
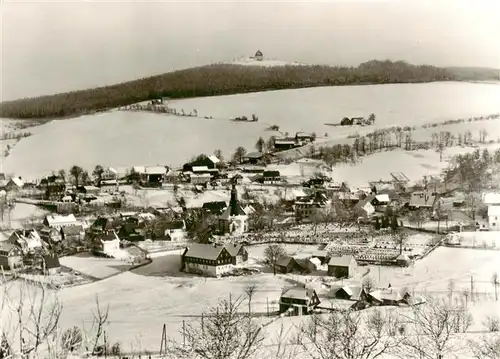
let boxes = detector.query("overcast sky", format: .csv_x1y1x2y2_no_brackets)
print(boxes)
1,0,499,101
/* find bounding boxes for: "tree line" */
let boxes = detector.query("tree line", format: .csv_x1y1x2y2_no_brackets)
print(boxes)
0,60,463,120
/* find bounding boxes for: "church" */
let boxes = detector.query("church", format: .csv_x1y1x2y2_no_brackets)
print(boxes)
218,184,249,236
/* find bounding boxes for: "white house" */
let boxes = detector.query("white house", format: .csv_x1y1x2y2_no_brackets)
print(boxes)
43,214,79,230
97,231,121,254
181,243,234,277
488,205,500,231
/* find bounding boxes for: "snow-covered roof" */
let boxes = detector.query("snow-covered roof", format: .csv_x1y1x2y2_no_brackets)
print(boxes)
192,166,209,172
309,257,322,266
107,167,118,174
483,193,500,205
488,205,500,216
369,289,402,302
191,173,211,178
145,166,166,175
45,214,77,226
10,177,24,187
375,194,390,203
208,156,220,164
328,255,354,267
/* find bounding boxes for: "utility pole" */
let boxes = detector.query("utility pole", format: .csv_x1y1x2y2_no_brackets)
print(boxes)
267,297,269,317
471,276,474,302
182,320,186,347
159,324,167,357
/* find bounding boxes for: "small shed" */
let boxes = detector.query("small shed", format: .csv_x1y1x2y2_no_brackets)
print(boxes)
275,256,302,274
327,255,357,278
43,254,61,275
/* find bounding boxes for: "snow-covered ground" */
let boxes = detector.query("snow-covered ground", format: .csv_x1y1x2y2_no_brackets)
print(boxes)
2,82,500,180
2,243,500,353
225,57,306,67
59,254,137,279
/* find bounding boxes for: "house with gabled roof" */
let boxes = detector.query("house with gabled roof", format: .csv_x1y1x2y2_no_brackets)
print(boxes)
275,256,303,274
202,201,228,216
60,225,85,243
279,287,320,316
42,254,61,275
90,216,124,235
39,227,62,244
294,190,330,222
43,214,79,230
93,230,121,255
0,242,23,270
368,288,411,306
181,243,234,277
8,229,44,254
409,191,441,210
224,243,248,265
218,184,248,236
327,255,357,278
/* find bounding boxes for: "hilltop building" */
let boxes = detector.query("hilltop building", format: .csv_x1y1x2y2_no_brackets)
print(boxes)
252,50,264,61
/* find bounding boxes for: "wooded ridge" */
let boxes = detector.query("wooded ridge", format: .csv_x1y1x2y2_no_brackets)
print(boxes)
1,60,498,120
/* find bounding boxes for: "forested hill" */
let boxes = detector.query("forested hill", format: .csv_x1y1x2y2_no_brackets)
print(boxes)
0,60,497,120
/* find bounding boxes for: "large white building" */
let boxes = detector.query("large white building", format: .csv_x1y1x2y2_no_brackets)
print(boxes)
181,243,234,277
43,214,79,230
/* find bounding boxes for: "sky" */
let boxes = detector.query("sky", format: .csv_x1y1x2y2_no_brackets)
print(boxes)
1,0,499,101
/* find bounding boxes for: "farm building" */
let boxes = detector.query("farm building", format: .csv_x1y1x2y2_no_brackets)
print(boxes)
43,214,79,229
43,254,61,275
224,243,248,265
368,289,412,306
307,257,322,272
275,256,303,274
279,287,320,316
0,242,23,270
181,243,234,277
8,229,44,254
327,255,357,278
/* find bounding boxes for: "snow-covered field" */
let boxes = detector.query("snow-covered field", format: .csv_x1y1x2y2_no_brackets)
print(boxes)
59,253,137,279
2,82,500,180
3,243,500,353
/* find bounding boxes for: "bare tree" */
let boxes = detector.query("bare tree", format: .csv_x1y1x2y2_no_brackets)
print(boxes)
1,279,62,358
264,244,286,276
61,326,83,353
81,296,110,356
296,308,403,359
268,320,298,359
245,284,257,314
172,295,264,359
401,297,473,359
468,334,500,359
393,230,408,255
362,275,375,294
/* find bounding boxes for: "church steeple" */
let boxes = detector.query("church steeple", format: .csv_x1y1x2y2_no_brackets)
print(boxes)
230,183,238,216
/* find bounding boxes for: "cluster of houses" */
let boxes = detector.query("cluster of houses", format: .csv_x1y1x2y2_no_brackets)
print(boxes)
279,284,414,316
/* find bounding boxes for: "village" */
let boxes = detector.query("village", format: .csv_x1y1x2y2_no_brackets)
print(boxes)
1,123,499,323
